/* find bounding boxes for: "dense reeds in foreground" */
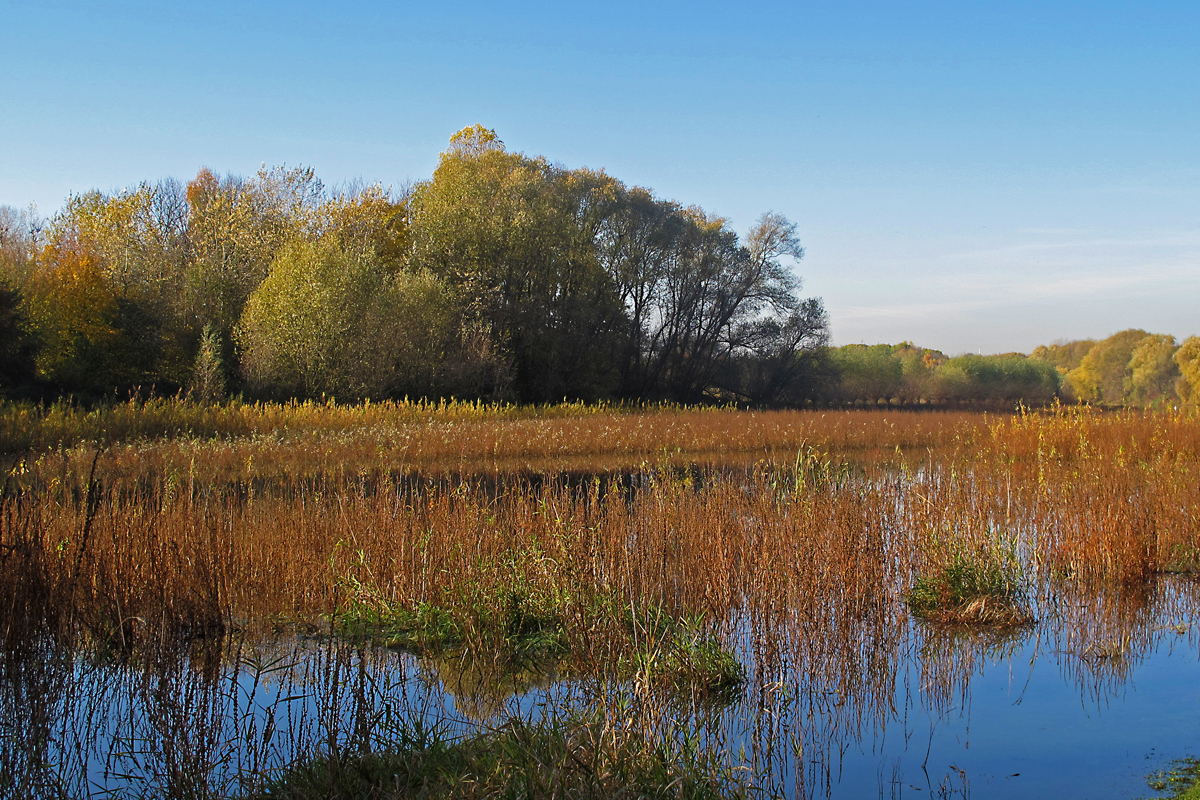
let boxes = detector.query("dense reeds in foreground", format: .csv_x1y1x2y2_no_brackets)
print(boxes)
3,402,1195,631
1,402,1197,796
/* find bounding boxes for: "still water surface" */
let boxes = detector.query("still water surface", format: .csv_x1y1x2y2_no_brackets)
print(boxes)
7,581,1198,799
7,587,1190,800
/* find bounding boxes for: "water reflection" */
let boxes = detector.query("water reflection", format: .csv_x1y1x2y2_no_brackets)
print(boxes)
424,648,563,722
3,576,1197,798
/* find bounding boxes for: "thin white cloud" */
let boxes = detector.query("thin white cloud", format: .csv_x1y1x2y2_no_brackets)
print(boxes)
940,229,1200,262
941,263,1200,300
1013,227,1099,236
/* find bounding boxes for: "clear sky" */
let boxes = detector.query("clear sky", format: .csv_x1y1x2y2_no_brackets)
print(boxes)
2,0,1197,354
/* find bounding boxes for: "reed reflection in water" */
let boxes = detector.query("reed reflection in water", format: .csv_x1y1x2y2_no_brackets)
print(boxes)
2,577,1198,798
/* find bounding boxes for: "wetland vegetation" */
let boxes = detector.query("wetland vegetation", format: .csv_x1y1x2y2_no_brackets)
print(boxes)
1148,758,1200,800
1,400,1198,797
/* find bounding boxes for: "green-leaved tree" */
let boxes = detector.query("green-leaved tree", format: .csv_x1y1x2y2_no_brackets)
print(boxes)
237,239,505,400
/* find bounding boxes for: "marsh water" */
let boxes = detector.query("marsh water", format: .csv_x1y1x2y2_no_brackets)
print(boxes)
4,577,1198,799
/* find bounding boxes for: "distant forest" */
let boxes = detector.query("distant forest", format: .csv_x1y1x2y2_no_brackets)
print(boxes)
820,332,1198,408
1,126,1197,409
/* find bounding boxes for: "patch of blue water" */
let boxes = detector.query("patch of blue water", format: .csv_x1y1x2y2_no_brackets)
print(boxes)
815,628,1200,799
29,587,1200,799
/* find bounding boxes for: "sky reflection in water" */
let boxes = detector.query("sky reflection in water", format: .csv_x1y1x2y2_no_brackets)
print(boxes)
20,578,1195,799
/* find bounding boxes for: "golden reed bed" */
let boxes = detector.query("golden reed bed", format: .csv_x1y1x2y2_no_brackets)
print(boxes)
2,406,1196,663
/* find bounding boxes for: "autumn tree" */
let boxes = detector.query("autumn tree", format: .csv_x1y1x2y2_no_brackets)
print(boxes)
62,181,189,300
409,127,828,404
50,181,194,389
892,342,947,403
1029,339,1097,374
720,212,827,403
642,210,824,403
236,238,501,400
1175,336,1200,406
930,354,1060,405
314,184,409,268
827,344,905,403
185,165,325,336
1066,329,1149,404
237,239,390,398
20,246,131,393
1127,334,1181,407
409,126,626,401
599,202,825,403
595,186,681,394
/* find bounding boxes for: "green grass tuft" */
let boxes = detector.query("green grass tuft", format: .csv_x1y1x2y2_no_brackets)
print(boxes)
621,612,746,699
1161,544,1200,575
251,713,757,800
907,544,1034,626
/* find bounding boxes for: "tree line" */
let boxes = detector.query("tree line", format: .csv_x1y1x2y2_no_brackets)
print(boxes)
3,126,1196,410
818,330,1200,408
1031,330,1199,408
0,126,828,406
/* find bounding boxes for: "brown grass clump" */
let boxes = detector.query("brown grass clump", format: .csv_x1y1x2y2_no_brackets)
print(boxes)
953,596,1031,625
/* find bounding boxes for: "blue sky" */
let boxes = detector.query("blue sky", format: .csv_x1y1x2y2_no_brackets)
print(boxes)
3,0,1197,353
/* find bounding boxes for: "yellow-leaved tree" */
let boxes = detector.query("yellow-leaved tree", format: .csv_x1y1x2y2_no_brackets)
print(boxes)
1174,336,1200,406
22,246,124,392
408,125,627,402
1065,329,1149,404
1127,334,1181,407
236,238,506,400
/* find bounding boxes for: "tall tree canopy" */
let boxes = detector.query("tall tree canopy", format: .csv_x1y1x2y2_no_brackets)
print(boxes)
1127,334,1181,407
408,126,627,401
408,126,827,404
2,127,829,404
1065,329,1149,403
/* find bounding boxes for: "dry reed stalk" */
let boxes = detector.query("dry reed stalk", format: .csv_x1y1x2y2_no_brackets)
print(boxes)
1,396,985,458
